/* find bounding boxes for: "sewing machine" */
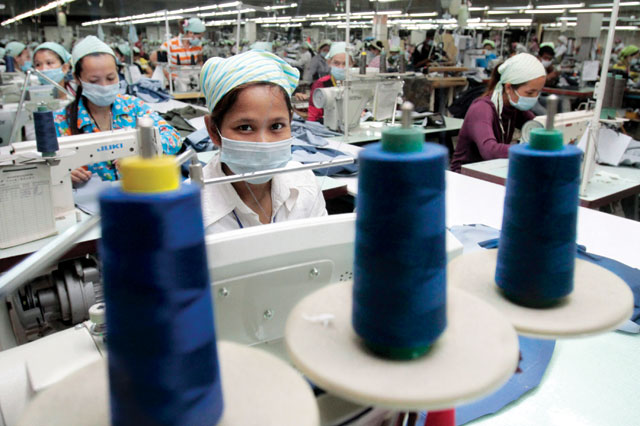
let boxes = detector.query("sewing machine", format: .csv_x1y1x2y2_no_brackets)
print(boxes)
5,126,162,219
171,65,201,93
0,213,464,425
313,79,404,132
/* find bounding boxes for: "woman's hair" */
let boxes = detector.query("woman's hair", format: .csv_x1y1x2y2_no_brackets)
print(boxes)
65,52,116,135
209,81,293,132
482,63,523,98
33,48,63,66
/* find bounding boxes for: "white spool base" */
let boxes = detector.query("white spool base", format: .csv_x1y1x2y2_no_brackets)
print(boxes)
285,282,520,411
448,250,634,339
18,341,320,426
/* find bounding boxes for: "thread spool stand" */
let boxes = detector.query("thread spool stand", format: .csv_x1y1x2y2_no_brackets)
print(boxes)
285,105,520,415
448,96,634,338
18,341,320,426
285,283,519,410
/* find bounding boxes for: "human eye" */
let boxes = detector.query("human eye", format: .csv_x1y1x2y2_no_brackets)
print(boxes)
271,122,286,130
237,124,253,132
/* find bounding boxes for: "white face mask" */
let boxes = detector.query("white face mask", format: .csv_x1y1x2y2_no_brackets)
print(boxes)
218,132,292,184
541,59,552,68
81,80,120,107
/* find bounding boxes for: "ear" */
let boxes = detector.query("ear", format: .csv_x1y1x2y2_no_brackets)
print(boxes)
204,115,221,147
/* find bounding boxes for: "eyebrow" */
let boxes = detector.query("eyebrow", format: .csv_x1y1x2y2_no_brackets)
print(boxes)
228,116,289,125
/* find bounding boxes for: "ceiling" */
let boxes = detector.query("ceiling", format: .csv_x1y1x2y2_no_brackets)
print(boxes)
0,0,632,28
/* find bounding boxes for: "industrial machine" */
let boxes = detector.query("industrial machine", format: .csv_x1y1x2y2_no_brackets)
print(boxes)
0,213,464,426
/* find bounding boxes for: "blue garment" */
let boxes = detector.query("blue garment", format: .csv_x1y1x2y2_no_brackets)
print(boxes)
128,77,172,103
291,141,358,176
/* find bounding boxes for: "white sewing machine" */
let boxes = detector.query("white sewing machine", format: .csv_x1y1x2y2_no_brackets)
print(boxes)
522,110,626,146
313,79,404,132
4,125,162,219
0,214,464,425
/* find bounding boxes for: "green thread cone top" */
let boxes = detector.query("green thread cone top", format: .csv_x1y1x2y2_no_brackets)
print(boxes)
381,102,423,153
529,128,563,151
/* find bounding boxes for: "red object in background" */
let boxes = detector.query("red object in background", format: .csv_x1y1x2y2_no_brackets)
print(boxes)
424,409,455,426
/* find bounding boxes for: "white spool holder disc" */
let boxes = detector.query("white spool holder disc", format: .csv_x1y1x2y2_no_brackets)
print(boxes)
448,250,634,339
18,341,320,426
285,282,520,411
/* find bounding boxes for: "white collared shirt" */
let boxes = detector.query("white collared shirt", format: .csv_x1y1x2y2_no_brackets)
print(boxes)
201,156,328,234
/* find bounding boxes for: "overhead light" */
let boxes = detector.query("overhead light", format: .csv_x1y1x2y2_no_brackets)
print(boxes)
558,16,577,20
409,12,438,17
570,8,611,12
495,5,531,10
537,3,583,8
590,1,640,6
2,0,76,26
264,3,297,10
526,9,566,13
468,6,489,11
487,10,516,15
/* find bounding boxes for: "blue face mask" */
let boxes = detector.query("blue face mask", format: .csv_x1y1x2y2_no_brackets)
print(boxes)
81,80,120,107
187,37,202,46
20,60,32,71
320,51,328,59
37,67,65,85
509,87,539,111
331,66,346,81
219,132,292,184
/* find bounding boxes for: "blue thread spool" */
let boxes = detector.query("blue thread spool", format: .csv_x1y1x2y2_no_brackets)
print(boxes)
352,113,448,360
100,160,223,426
496,128,582,307
33,106,59,157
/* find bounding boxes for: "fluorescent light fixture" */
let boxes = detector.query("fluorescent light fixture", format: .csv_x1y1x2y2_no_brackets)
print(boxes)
468,6,489,11
2,0,76,26
495,5,531,10
558,16,577,20
264,3,297,10
537,3,583,8
590,1,640,6
487,10,516,15
526,9,566,13
199,8,255,17
570,8,611,12
409,12,438,17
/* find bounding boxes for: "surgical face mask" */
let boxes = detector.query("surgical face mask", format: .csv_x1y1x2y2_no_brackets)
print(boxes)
37,67,65,85
320,51,328,58
331,66,346,81
509,87,539,111
541,59,552,68
20,60,32,71
219,133,292,184
189,38,202,47
81,80,120,107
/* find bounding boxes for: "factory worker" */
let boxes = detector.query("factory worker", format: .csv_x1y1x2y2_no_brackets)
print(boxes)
451,53,546,173
387,46,408,71
477,40,497,69
152,17,205,67
307,39,332,81
614,45,639,81
367,40,385,68
285,41,314,82
199,50,327,233
53,36,181,184
32,42,72,97
5,41,32,72
307,42,353,123
537,45,559,86
114,43,131,65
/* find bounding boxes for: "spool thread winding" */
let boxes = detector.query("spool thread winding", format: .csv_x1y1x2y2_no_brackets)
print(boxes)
353,142,448,359
33,110,59,155
99,184,223,425
496,142,582,307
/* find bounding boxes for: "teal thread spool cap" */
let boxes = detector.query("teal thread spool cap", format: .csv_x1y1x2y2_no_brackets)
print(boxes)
364,102,432,360
530,94,563,152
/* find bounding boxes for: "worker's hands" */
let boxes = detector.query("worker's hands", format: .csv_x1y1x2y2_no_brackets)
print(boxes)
71,167,92,185
294,92,309,101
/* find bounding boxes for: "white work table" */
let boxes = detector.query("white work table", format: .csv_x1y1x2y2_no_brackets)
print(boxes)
327,117,464,145
461,158,640,213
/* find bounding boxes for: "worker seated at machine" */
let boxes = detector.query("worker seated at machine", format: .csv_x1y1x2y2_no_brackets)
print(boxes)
307,39,331,82
475,40,497,69
53,36,181,184
367,40,385,69
307,42,352,123
199,50,327,234
4,41,32,72
451,53,546,173
537,44,559,87
32,42,73,99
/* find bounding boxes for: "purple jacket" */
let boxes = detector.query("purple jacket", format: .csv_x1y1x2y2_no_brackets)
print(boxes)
450,96,535,173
